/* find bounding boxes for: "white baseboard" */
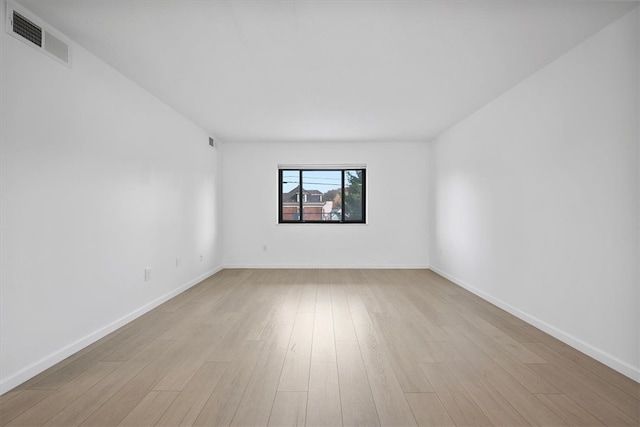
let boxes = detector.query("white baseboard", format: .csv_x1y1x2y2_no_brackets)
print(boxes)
429,265,640,382
0,265,223,395
223,264,431,269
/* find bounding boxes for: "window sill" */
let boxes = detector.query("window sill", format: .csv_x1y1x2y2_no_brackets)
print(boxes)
276,222,368,226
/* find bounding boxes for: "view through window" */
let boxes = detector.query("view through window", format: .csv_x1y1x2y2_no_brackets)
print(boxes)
279,168,366,223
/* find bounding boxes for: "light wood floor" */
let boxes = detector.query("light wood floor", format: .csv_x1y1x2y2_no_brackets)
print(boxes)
1,269,638,426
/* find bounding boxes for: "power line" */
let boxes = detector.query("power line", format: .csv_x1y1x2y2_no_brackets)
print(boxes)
282,181,344,186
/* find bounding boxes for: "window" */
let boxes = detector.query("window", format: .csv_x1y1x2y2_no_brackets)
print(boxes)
279,168,366,223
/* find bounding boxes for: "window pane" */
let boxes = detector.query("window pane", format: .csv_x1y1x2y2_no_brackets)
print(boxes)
281,170,300,221
302,170,341,221
344,170,364,222
279,168,365,224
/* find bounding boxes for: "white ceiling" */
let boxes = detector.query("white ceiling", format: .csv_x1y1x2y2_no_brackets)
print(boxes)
16,0,639,143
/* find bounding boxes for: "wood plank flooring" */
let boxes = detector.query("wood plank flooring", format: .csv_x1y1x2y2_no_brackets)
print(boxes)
1,269,638,426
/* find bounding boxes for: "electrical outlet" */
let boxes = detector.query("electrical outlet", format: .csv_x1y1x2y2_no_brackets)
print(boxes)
144,268,151,281
176,258,182,267
200,253,204,262
263,245,268,252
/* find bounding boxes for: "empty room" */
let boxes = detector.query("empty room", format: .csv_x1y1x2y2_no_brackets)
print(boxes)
1,0,638,426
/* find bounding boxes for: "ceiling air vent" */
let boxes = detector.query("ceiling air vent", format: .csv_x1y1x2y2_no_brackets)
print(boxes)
12,11,41,47
5,1,71,67
44,31,69,63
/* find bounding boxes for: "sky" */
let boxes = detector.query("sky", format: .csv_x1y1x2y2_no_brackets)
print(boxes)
282,170,342,193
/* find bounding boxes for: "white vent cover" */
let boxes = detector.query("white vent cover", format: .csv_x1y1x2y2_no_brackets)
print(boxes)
5,1,71,67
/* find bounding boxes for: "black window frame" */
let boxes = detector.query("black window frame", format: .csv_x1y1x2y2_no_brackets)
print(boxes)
279,168,366,224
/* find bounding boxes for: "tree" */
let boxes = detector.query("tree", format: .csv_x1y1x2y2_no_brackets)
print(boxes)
344,170,363,220
323,188,340,204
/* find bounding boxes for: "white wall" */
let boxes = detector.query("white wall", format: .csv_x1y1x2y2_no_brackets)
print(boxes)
429,9,639,380
637,6,640,375
223,141,429,268
0,5,223,393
